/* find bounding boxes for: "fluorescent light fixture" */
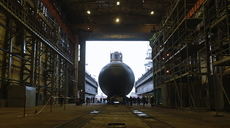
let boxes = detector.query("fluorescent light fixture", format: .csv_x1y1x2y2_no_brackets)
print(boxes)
116,18,119,22
117,1,120,5
150,11,154,15
87,10,91,14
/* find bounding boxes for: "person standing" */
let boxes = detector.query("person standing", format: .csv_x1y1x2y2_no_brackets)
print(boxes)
126,96,129,106
123,96,126,106
142,96,146,107
59,95,64,106
75,98,81,107
137,97,140,105
93,97,95,104
130,96,133,106
111,97,114,105
150,95,155,107
86,97,90,105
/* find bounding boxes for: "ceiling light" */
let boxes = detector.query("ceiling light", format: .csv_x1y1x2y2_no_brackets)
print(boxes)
116,18,119,22
150,11,154,15
87,10,91,14
117,1,120,5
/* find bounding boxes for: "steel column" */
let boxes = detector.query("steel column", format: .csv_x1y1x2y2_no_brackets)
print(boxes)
35,41,42,105
30,39,36,87
75,42,79,99
0,17,13,99
64,61,69,101
59,58,65,95
51,53,56,97
20,31,36,87
44,47,54,102
78,38,86,100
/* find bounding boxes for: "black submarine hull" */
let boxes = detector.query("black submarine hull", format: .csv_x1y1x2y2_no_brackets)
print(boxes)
98,61,135,97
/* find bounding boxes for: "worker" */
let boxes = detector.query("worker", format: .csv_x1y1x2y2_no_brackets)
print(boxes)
130,96,133,106
111,97,114,105
150,95,155,107
137,97,140,105
142,96,146,107
59,94,64,106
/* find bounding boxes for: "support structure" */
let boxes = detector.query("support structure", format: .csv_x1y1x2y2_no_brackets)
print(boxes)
78,38,86,100
205,0,230,110
150,0,209,109
150,0,230,111
0,0,76,107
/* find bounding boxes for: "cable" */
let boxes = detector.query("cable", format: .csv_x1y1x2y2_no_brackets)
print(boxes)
17,96,52,117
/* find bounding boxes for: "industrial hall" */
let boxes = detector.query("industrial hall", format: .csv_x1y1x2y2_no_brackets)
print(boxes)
0,0,230,128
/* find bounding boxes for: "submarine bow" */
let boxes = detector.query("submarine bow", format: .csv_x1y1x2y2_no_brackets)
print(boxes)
98,61,135,97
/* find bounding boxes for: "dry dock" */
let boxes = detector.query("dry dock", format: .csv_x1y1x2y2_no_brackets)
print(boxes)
0,103,230,128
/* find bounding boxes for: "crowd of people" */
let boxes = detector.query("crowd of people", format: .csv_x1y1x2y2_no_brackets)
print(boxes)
121,95,156,107
58,95,157,107
76,97,98,106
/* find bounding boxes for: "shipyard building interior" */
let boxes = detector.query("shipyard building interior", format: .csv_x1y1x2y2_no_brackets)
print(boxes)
1,0,230,128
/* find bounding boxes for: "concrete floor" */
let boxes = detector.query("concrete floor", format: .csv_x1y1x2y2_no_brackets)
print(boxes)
0,103,230,128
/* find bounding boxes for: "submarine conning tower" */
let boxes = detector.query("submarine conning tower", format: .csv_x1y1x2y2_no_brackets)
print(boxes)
110,51,122,62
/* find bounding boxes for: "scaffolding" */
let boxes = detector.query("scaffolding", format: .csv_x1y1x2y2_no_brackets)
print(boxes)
151,31,165,105
151,0,209,109
205,0,230,110
0,0,75,106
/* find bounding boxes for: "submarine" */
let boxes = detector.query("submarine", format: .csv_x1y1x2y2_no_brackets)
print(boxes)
98,51,135,97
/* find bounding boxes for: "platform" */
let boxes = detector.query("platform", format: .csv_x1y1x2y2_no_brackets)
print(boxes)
0,103,230,128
